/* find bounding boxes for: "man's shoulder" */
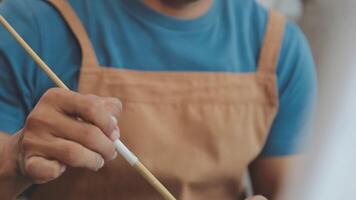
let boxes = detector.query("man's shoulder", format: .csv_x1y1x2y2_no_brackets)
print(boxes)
0,0,54,18
0,0,43,60
226,0,269,26
0,0,59,40
225,0,314,87
222,0,270,52
0,0,75,96
279,19,313,71
226,0,306,48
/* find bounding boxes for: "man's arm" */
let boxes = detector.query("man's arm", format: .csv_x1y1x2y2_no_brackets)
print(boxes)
249,156,300,199
0,1,37,196
249,13,317,199
0,132,32,199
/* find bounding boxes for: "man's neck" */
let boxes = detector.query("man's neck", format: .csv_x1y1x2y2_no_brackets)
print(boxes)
142,0,213,19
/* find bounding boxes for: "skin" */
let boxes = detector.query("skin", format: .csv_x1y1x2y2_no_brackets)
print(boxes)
0,0,295,199
249,157,299,200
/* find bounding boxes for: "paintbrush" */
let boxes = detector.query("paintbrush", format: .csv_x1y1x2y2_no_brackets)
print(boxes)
0,15,175,200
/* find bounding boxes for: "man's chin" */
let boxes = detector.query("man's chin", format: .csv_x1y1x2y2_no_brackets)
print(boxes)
158,0,202,8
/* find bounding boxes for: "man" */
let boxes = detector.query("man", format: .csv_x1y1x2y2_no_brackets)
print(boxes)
0,0,316,199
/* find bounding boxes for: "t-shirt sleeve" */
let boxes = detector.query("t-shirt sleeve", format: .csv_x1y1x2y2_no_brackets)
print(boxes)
0,0,42,134
260,21,317,157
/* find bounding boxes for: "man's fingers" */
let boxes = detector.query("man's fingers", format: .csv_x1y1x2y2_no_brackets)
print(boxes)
49,114,117,161
42,88,122,140
45,138,105,171
104,98,122,140
103,97,123,121
24,156,65,184
68,94,121,138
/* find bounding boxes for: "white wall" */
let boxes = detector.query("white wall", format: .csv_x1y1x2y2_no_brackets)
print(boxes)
280,1,356,199
300,0,356,133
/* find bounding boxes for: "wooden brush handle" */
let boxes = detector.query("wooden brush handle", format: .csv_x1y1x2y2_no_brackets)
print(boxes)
0,14,176,200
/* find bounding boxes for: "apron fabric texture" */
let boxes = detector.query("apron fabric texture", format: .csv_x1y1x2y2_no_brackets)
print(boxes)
29,0,285,199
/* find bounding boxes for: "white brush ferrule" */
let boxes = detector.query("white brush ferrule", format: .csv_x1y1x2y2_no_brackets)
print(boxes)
114,140,138,166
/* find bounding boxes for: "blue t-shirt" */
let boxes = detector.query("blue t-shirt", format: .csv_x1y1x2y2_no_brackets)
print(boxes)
0,0,316,156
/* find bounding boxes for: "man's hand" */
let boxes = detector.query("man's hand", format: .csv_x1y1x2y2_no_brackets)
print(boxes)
245,195,268,200
1,88,122,197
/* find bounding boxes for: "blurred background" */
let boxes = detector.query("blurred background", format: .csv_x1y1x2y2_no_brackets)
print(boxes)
260,0,356,199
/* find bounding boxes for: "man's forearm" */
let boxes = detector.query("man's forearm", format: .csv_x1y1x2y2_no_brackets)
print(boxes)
0,132,32,200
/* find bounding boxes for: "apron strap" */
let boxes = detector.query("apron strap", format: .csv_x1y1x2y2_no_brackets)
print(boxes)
48,0,99,67
257,10,286,74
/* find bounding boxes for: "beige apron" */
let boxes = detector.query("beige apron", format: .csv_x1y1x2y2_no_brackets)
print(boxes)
29,1,285,199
